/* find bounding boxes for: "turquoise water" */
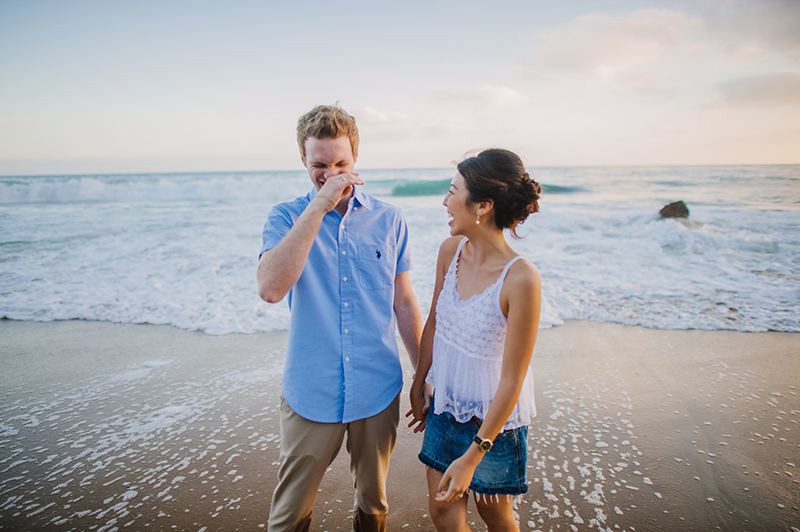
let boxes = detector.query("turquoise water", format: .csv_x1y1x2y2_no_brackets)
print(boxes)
1,165,798,333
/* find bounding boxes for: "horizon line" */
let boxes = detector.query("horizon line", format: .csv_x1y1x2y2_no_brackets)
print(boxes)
3,161,800,179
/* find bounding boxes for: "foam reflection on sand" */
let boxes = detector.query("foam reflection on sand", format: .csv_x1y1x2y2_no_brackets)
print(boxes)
0,322,287,530
0,320,798,531
523,322,800,531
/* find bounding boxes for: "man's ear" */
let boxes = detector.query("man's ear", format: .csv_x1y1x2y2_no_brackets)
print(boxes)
300,154,307,168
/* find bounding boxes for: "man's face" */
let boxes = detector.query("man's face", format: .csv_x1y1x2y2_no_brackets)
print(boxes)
302,136,356,190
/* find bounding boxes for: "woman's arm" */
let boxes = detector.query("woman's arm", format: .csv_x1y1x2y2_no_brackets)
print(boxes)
435,259,541,502
407,237,461,432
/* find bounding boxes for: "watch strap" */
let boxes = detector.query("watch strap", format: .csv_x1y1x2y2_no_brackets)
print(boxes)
473,434,493,452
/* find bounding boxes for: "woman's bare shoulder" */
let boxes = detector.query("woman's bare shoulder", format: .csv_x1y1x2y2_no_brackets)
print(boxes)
506,257,541,292
437,236,463,262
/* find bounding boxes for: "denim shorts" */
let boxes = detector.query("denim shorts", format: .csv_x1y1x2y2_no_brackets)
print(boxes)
418,409,528,496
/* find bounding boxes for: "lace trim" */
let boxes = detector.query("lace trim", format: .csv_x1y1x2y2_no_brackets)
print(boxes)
435,238,520,358
429,238,535,430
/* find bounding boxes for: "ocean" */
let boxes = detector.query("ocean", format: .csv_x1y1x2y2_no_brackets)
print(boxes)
1,165,798,334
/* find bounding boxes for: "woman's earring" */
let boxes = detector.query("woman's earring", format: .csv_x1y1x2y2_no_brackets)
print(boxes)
476,213,480,225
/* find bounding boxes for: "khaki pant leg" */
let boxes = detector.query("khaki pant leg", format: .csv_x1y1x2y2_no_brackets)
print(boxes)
268,397,347,532
345,393,401,532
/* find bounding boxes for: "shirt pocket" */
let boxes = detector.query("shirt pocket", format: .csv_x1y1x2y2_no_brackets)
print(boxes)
354,239,395,290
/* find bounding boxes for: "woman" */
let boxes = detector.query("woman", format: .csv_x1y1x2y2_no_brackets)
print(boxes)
409,148,541,532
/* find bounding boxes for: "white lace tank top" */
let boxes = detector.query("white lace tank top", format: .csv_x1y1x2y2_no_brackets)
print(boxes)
427,238,536,431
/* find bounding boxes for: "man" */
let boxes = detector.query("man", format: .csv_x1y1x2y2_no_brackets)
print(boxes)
257,104,423,532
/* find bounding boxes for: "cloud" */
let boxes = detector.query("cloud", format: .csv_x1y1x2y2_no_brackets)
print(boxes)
697,0,800,62
528,9,689,88
354,106,465,143
429,84,528,110
356,107,414,126
717,71,800,105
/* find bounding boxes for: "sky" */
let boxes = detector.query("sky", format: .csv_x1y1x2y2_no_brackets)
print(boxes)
1,0,798,175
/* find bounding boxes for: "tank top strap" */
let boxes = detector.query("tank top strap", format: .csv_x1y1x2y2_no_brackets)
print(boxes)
456,237,469,257
498,255,523,286
448,237,469,272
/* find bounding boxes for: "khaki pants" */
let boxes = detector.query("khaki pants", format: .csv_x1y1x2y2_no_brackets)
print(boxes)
267,394,400,532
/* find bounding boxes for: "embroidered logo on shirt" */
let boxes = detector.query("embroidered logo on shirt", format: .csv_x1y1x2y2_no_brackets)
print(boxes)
376,249,381,259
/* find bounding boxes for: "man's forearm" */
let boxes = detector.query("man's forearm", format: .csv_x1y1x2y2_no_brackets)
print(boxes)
398,312,423,370
394,291,423,369
257,199,329,303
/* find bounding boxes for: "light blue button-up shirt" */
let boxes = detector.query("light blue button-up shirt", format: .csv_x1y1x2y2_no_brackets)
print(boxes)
261,186,412,423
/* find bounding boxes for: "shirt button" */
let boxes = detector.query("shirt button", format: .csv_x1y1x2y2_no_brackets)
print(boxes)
342,251,347,255
343,276,348,282
344,302,349,307
345,357,350,362
344,329,349,334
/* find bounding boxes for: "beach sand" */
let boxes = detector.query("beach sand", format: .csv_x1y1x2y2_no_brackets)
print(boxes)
1,320,798,531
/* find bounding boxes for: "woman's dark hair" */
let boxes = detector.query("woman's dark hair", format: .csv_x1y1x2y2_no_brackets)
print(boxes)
457,148,541,238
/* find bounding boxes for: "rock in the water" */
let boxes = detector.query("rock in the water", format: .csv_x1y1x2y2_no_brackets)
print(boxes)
660,201,689,218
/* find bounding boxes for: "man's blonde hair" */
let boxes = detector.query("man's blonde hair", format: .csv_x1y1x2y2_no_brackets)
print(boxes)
296,104,359,161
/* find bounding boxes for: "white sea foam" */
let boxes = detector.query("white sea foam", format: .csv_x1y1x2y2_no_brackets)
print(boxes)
1,166,798,333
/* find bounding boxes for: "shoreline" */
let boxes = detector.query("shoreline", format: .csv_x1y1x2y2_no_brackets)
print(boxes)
1,320,798,531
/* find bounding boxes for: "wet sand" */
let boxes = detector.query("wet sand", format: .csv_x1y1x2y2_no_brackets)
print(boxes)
0,320,798,531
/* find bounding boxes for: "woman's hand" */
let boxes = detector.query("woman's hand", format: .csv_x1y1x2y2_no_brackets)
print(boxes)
406,381,433,433
435,454,479,502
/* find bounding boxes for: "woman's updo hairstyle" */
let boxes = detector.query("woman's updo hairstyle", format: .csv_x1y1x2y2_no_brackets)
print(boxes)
457,148,541,238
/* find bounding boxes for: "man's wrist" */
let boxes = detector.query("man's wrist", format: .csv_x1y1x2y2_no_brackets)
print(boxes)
311,195,335,214
316,193,337,208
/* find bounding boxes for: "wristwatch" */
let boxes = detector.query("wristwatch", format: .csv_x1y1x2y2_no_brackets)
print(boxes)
473,435,493,452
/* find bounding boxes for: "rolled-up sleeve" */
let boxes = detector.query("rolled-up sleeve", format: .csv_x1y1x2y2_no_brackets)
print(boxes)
260,205,293,258
395,214,412,275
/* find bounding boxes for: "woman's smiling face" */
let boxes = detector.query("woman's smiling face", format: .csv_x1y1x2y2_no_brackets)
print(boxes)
443,171,474,235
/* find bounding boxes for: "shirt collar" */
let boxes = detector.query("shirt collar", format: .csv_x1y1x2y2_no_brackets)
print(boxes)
351,185,372,211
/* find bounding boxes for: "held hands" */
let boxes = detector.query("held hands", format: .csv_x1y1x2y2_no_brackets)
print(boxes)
316,173,363,211
406,381,433,433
